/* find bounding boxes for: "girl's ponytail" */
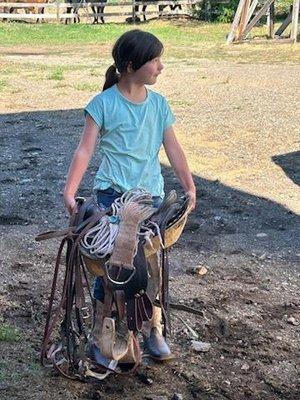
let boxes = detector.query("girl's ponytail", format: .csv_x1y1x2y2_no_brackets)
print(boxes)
103,64,119,91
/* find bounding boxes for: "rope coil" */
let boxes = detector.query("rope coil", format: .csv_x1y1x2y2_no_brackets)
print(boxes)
80,189,161,259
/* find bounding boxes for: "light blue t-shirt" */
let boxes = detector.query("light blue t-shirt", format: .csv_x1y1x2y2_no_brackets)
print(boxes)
84,84,175,198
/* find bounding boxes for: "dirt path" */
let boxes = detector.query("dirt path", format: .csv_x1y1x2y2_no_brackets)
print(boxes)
0,43,299,400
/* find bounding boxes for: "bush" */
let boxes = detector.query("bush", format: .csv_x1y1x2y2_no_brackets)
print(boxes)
192,0,293,23
192,0,239,23
215,1,239,22
275,0,293,19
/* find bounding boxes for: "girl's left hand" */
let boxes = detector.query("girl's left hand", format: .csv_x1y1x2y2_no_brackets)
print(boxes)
64,193,78,216
186,190,196,211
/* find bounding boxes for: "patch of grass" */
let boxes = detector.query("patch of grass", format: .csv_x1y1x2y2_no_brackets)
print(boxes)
0,21,233,47
169,99,191,106
0,21,299,63
90,69,99,77
0,323,21,342
53,82,70,89
0,80,8,91
48,67,64,81
0,22,128,46
0,66,17,76
74,82,100,92
26,361,41,372
0,363,22,383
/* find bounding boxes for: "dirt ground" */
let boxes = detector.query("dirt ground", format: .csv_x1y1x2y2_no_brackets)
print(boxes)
0,37,300,400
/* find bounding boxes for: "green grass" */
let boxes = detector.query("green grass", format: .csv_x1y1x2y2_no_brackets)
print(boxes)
48,67,64,80
74,82,101,91
0,323,21,342
0,20,299,63
0,80,8,91
0,23,129,46
169,99,192,106
0,21,231,46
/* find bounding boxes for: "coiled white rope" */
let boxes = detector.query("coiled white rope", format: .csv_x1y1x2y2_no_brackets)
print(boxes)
80,215,119,258
80,189,162,259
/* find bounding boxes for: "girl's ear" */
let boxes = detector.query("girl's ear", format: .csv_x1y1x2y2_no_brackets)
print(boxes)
127,61,133,73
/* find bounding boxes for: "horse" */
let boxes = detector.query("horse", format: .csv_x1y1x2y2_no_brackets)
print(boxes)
64,0,81,24
133,0,182,22
91,0,108,24
1,0,48,23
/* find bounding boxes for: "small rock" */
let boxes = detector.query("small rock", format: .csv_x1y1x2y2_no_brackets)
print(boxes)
258,253,266,260
19,280,29,286
241,363,250,371
186,266,208,276
190,340,211,353
90,390,103,400
287,316,298,326
171,394,183,400
20,178,33,184
12,262,33,270
256,233,268,238
214,215,222,221
137,372,153,385
0,383,11,391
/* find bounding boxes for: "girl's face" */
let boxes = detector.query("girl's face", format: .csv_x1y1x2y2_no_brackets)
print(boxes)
133,57,164,85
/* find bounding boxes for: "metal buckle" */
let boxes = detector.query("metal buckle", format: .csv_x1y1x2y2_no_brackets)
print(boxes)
105,263,136,286
81,306,90,319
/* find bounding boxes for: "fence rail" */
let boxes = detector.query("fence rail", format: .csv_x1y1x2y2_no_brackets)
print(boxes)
0,0,197,22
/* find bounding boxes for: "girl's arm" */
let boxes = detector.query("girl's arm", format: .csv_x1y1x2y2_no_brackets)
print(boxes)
163,127,196,210
64,115,100,214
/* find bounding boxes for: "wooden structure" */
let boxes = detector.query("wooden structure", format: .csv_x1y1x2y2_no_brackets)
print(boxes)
227,0,300,43
0,1,197,23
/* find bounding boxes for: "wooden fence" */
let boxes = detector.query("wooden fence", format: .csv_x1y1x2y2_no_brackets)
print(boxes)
0,1,198,22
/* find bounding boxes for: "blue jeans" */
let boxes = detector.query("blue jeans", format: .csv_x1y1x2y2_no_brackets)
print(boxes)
93,188,162,302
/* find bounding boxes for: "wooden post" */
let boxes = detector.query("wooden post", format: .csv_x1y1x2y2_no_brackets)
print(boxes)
246,0,258,26
56,0,60,24
227,0,247,44
237,0,251,41
291,0,300,42
204,0,211,21
275,8,293,36
132,0,136,22
242,0,275,38
268,1,275,38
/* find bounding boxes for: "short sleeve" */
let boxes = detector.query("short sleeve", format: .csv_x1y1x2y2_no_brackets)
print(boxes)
163,98,176,131
84,95,103,128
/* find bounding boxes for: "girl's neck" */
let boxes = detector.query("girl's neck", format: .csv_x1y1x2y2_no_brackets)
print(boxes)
117,78,147,103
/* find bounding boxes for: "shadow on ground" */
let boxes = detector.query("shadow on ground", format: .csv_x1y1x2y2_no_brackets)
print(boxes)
272,151,300,187
1,109,299,260
0,108,300,400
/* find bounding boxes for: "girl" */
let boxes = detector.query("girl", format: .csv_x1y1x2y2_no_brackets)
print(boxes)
64,29,196,364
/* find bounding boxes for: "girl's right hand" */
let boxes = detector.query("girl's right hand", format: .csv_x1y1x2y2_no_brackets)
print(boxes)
186,189,196,212
64,194,78,216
